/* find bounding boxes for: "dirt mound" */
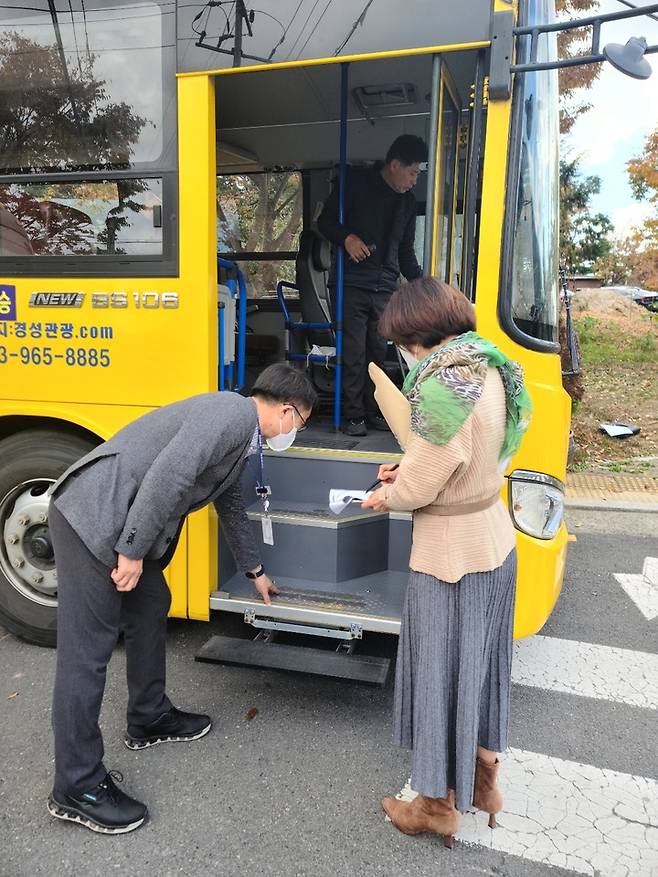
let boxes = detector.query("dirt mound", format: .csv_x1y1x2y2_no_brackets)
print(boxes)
571,289,655,335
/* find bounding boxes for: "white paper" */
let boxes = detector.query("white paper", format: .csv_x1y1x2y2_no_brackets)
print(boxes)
600,422,634,437
261,516,274,545
309,344,336,359
329,488,371,515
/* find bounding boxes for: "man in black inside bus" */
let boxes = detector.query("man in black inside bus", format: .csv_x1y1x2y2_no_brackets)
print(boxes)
317,134,427,436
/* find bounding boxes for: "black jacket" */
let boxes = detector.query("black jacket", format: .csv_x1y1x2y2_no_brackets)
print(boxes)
317,166,423,293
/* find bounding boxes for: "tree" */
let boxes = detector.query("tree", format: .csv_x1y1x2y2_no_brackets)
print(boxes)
0,32,145,173
596,221,658,289
0,32,147,255
559,158,613,272
218,172,303,296
555,0,602,135
627,127,658,207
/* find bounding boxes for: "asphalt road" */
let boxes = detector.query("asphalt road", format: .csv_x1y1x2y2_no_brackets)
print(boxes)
0,508,656,877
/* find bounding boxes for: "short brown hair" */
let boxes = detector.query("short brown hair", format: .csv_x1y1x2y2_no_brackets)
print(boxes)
379,277,476,348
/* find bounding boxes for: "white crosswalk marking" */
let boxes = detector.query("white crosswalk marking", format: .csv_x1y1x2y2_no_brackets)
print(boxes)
389,749,658,877
387,630,658,875
614,556,658,621
512,635,658,710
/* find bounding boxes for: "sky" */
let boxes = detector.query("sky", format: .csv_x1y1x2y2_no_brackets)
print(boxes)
564,0,658,237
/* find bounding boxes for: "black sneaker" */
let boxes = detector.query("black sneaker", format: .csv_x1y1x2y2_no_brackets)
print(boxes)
367,415,390,432
124,706,212,751
344,418,367,437
47,770,147,834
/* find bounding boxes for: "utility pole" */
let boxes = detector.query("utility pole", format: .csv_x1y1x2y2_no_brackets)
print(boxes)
233,0,254,68
47,0,83,131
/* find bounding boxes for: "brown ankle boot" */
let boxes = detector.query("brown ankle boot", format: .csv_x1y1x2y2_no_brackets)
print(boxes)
472,758,503,827
382,792,459,848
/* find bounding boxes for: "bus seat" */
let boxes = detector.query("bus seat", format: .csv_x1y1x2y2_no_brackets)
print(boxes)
296,229,334,349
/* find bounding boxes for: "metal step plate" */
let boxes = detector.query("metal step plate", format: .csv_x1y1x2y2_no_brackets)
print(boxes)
195,635,390,685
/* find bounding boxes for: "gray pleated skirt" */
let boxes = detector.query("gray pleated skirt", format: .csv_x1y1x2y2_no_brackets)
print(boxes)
393,550,517,814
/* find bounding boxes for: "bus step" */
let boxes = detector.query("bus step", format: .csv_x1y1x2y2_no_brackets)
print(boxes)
195,635,390,685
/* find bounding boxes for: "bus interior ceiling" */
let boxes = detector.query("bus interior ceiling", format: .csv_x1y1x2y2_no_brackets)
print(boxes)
213,51,478,448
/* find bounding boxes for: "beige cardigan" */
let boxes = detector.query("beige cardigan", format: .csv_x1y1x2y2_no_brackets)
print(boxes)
381,368,516,583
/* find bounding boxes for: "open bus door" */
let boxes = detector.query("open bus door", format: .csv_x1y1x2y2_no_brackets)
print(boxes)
192,49,484,681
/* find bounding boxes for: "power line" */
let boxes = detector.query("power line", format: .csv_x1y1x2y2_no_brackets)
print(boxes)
613,0,658,25
66,0,83,78
251,8,285,33
4,42,175,56
0,9,175,26
286,0,322,59
295,0,333,60
266,0,304,60
80,0,91,68
334,0,376,56
191,1,230,42
0,2,175,11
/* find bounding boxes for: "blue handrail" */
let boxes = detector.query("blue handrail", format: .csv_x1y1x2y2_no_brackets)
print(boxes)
333,62,349,431
276,280,334,334
275,280,296,325
218,257,247,392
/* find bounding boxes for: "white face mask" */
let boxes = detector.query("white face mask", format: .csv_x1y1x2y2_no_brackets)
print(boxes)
399,346,419,368
265,413,297,452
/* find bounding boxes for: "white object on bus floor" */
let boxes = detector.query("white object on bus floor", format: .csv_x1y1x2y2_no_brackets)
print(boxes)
329,489,371,515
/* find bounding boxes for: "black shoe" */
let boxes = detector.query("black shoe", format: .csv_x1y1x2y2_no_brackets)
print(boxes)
367,415,390,432
47,771,147,834
124,706,212,751
343,419,367,437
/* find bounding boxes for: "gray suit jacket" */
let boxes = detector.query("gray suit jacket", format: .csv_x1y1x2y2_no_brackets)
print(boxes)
50,392,261,571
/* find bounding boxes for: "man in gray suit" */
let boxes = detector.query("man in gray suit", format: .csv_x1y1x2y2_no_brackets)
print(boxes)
46,364,317,835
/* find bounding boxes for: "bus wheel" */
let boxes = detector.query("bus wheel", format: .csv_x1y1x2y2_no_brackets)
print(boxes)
0,430,96,647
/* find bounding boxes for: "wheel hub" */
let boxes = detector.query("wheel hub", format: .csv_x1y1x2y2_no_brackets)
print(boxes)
1,481,57,603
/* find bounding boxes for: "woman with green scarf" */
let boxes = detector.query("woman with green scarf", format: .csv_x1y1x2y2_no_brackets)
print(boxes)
362,277,532,848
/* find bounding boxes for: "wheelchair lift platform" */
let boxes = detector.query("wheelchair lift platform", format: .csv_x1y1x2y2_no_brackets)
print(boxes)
196,442,408,684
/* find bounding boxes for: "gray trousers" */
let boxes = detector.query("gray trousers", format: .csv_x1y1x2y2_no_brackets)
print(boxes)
49,502,172,796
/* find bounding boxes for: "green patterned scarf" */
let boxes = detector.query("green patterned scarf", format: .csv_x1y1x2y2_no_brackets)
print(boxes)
402,331,532,461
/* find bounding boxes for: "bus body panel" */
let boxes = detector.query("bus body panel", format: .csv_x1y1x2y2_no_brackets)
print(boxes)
0,2,570,645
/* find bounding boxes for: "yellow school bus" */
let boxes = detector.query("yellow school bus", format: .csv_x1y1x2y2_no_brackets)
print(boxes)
0,0,571,657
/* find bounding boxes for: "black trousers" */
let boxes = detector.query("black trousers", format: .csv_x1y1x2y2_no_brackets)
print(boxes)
339,285,391,421
49,502,172,796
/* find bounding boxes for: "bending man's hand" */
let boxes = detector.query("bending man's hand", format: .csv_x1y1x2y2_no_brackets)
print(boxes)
253,573,280,606
112,554,143,592
344,234,371,263
361,488,389,513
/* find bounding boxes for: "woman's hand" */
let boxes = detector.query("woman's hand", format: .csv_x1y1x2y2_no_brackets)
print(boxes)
362,488,389,513
254,573,280,605
112,555,143,592
377,463,399,483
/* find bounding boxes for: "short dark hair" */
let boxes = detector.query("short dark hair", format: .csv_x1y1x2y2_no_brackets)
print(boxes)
379,277,476,348
251,363,318,411
385,135,428,166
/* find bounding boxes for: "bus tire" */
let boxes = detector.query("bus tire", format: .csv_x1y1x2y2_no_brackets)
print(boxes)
0,430,96,647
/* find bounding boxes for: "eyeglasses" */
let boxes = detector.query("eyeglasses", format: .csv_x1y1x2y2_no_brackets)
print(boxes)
290,404,309,431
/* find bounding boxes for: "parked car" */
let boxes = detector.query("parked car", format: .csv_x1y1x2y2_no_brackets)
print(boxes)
602,285,658,312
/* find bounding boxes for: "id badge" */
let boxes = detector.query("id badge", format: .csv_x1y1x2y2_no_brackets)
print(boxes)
261,515,274,546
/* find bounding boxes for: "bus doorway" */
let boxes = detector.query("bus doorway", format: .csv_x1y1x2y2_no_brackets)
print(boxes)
201,51,483,677
214,50,478,434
